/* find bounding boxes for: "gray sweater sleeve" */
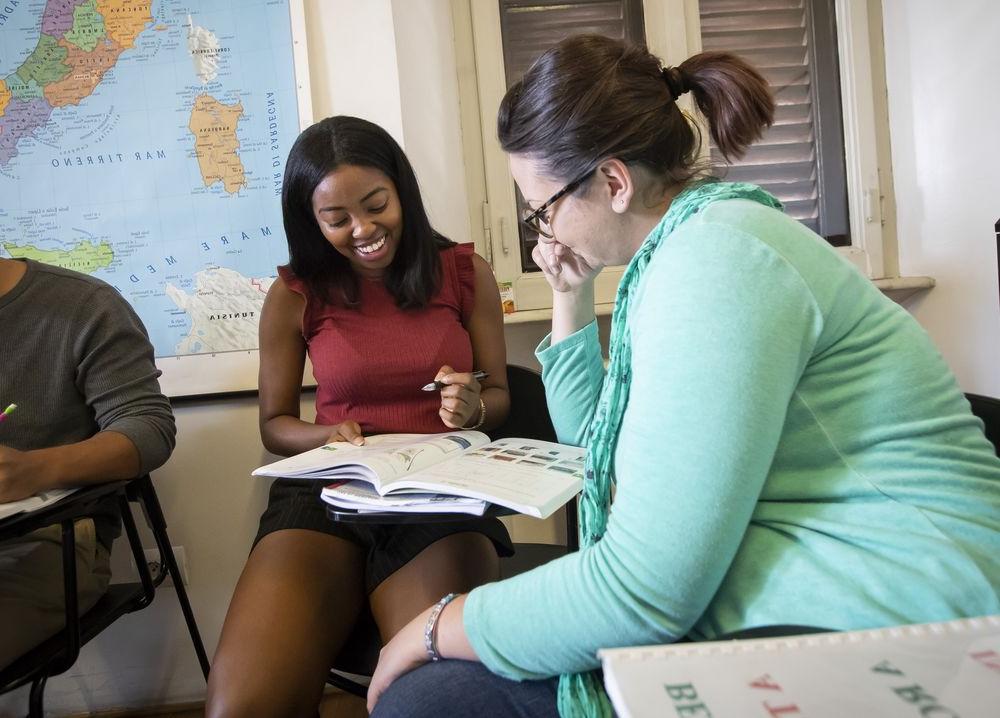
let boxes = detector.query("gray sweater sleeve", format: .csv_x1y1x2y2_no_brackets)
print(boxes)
72,285,176,474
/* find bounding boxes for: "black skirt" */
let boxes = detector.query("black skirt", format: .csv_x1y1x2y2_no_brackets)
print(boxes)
254,479,514,593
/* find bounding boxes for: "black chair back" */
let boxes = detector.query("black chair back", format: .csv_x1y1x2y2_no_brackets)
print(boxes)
966,393,1000,457
488,364,557,443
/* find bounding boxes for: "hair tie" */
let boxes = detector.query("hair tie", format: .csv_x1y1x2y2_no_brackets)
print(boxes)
661,66,689,101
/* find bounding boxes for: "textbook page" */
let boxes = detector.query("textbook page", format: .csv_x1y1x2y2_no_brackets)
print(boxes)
252,431,490,487
390,438,585,519
599,615,1000,718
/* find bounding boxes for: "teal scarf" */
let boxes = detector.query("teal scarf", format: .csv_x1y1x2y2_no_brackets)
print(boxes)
556,180,782,718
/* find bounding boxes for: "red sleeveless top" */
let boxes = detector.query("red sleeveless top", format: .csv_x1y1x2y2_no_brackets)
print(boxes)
279,243,476,434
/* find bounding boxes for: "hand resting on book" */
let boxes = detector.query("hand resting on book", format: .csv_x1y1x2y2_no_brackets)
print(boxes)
326,420,365,447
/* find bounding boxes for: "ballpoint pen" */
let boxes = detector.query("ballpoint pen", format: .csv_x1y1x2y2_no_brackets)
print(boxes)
0,404,16,424
420,370,489,392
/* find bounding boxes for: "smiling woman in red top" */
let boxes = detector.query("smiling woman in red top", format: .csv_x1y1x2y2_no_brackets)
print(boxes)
205,116,511,718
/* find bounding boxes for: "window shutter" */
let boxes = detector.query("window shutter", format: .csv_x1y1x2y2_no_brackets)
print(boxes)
499,1,644,87
699,0,848,241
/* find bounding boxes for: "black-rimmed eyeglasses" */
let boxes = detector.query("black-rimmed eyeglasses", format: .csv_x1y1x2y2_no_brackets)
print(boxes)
520,169,593,239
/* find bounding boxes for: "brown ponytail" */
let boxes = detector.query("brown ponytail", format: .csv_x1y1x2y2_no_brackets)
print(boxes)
677,51,774,162
498,35,774,187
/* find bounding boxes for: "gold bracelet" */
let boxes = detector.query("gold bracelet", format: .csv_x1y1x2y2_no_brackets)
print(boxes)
468,397,486,430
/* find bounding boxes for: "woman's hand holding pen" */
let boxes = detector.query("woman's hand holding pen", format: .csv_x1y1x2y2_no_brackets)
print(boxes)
321,367,490,443
434,365,484,429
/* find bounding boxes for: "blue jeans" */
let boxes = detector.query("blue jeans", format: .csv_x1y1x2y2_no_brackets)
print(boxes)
371,660,560,718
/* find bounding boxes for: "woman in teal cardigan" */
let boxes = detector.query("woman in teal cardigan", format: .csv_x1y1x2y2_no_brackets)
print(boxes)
367,34,1000,718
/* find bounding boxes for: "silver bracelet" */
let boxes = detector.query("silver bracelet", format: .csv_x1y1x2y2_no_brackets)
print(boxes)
468,397,486,430
423,592,459,662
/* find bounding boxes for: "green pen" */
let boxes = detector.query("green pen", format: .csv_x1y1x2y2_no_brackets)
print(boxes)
0,403,16,424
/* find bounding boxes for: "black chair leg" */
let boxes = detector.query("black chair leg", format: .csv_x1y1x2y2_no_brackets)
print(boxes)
28,674,47,718
159,541,210,680
118,495,156,605
58,520,80,670
136,477,211,679
21,522,84,715
565,499,579,552
34,518,85,704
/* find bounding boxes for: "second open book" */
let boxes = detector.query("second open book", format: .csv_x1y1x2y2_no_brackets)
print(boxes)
252,430,584,519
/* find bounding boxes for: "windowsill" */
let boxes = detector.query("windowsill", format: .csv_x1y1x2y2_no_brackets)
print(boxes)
872,276,936,304
502,276,936,325
503,303,616,325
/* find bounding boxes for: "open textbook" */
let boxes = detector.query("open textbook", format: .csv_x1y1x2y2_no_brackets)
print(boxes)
252,430,584,519
599,615,1000,718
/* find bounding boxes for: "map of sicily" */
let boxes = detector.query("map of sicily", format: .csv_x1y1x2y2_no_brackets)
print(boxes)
0,0,303,369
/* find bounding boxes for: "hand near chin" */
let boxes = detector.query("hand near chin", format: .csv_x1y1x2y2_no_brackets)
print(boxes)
532,240,601,293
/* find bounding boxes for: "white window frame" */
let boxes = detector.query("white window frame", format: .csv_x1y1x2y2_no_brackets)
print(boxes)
454,0,898,319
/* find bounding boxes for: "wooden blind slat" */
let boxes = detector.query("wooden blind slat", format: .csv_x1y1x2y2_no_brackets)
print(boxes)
701,0,824,232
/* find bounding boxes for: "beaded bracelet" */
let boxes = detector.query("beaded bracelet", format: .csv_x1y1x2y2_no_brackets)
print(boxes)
424,592,459,662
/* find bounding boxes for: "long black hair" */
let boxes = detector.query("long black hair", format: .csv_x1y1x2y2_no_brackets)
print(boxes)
281,115,453,308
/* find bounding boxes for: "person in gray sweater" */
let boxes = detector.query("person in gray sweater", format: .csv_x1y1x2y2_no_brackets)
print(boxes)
0,257,176,668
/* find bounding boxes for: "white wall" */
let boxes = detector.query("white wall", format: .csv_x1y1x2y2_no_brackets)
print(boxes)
303,0,474,244
882,0,1000,395
308,0,405,145
391,0,475,244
